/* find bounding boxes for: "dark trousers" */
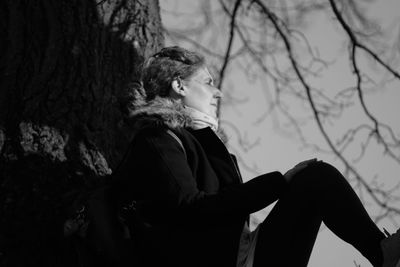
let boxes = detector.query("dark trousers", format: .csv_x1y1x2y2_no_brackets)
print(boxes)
253,162,385,267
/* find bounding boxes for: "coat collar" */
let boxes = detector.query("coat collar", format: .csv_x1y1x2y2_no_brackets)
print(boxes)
128,93,227,143
128,94,193,130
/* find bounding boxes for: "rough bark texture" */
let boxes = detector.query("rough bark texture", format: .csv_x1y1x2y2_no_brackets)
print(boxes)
0,0,163,266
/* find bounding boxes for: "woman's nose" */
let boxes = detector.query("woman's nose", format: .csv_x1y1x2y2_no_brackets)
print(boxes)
214,88,223,99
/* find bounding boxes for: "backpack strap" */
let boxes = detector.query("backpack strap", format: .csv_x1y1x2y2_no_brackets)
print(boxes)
166,129,187,160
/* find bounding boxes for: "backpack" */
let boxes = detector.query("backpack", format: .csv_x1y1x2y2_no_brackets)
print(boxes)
62,129,186,267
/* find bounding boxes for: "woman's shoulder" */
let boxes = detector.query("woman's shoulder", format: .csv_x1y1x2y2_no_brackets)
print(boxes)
130,125,195,150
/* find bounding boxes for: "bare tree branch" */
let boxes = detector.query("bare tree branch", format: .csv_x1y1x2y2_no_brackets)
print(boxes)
328,0,400,80
218,0,242,89
329,0,400,165
252,0,400,215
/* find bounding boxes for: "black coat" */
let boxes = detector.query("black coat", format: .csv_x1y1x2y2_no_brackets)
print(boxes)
114,97,287,267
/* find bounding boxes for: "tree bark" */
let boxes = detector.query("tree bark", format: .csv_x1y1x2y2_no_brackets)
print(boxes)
0,0,163,265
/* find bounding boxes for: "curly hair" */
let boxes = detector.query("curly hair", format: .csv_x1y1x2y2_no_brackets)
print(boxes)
141,46,205,100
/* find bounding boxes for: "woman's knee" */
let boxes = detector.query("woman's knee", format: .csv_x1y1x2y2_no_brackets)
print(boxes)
291,161,345,188
311,161,340,174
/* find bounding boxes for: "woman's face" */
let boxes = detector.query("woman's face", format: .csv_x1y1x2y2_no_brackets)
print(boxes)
182,67,222,118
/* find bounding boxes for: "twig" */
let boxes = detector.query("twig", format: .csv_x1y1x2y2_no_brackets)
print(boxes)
218,0,242,89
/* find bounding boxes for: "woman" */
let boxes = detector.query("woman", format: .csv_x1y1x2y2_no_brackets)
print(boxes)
115,46,400,267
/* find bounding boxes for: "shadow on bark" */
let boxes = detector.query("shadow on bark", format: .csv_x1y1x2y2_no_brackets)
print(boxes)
0,0,163,266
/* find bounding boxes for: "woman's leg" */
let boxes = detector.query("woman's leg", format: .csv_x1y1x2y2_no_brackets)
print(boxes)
253,161,385,267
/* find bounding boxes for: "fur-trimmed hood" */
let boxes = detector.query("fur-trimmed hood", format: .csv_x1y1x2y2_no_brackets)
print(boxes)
128,94,193,130
126,92,227,142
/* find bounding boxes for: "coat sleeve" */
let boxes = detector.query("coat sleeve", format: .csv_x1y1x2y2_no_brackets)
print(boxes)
132,129,287,226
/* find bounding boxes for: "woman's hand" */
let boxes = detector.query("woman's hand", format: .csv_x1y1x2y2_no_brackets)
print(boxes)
284,158,320,183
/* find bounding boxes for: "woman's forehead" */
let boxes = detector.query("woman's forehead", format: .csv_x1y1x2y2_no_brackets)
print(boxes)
193,67,213,80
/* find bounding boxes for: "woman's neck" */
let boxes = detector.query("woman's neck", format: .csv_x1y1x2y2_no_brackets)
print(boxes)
184,106,219,132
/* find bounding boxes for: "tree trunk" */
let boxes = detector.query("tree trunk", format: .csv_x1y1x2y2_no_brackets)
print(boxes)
0,0,163,265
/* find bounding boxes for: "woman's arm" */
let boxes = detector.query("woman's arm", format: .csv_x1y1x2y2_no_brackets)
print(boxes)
131,129,287,226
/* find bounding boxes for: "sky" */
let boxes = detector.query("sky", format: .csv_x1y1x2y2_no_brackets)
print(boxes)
160,1,400,266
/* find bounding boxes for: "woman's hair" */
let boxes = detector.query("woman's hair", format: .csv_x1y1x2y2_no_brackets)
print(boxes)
141,46,205,100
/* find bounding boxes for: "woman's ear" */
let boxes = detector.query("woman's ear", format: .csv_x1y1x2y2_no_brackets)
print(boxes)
171,78,187,97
